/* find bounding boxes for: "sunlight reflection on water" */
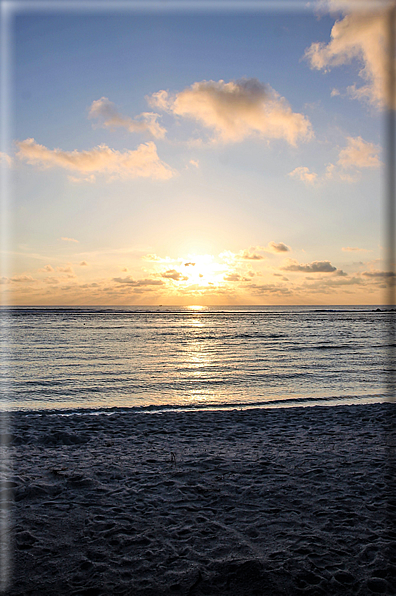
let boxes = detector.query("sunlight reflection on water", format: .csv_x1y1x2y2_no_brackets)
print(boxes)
3,306,389,411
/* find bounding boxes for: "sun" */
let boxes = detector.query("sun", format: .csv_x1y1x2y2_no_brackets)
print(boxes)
182,254,223,285
187,305,207,310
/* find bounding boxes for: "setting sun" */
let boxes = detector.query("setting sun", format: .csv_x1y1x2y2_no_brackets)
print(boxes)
180,254,224,286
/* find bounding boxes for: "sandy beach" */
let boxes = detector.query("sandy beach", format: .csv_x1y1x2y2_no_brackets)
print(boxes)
2,403,395,595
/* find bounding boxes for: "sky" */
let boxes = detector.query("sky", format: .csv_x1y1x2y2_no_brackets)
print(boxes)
0,0,392,305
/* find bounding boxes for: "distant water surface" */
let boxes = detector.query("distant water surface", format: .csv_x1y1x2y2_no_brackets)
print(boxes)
0,305,391,412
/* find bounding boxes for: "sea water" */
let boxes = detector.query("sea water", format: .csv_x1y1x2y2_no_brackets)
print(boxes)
0,305,392,412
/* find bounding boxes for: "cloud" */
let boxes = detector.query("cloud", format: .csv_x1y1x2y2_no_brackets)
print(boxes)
61,237,79,243
237,249,265,261
249,283,291,295
39,264,54,272
113,276,165,286
69,174,96,184
80,261,88,266
342,246,369,252
265,241,291,253
0,152,12,167
224,273,242,282
288,166,318,184
189,160,199,168
281,259,337,273
362,270,396,278
184,262,195,267
56,265,74,274
148,78,312,145
290,136,380,185
16,139,175,181
142,253,164,262
11,275,36,283
337,136,381,169
221,244,289,264
161,269,188,281
304,5,392,108
302,274,363,290
88,97,166,139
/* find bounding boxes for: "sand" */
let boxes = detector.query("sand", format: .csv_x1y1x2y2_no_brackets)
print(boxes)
1,403,395,595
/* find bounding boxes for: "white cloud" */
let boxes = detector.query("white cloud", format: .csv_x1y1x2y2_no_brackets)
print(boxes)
89,97,166,139
304,4,393,108
289,136,380,185
16,138,175,181
142,253,175,264
61,237,79,243
0,152,12,167
289,166,318,184
39,264,54,272
68,174,96,184
342,246,369,252
149,78,312,145
337,136,381,169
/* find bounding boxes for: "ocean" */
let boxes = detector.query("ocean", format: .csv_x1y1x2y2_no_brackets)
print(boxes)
0,305,392,412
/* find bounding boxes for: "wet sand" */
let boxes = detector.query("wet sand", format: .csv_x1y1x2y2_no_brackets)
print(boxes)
2,403,396,595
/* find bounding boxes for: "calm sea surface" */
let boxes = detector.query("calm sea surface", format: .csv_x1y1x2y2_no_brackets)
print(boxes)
0,306,392,412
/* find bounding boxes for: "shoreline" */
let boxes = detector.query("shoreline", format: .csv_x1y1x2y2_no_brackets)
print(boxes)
1,394,390,415
2,402,395,595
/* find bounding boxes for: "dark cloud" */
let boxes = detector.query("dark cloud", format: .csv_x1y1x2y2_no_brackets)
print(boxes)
11,275,36,283
282,259,337,273
161,269,188,281
362,270,396,278
303,276,363,288
249,283,291,295
238,250,264,261
113,276,165,286
267,241,290,253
